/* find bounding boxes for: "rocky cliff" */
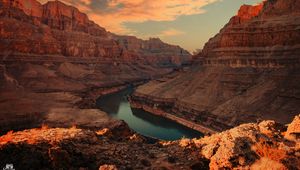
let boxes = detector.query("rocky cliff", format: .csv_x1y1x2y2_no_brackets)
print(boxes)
131,0,300,132
0,114,299,169
0,0,190,63
201,0,300,68
0,0,191,133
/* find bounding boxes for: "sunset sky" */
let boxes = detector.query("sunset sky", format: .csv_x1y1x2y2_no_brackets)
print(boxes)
39,0,262,52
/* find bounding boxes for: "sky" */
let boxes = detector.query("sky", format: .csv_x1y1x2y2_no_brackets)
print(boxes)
39,0,262,52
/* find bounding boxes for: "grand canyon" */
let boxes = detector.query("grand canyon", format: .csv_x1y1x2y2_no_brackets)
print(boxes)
0,0,299,169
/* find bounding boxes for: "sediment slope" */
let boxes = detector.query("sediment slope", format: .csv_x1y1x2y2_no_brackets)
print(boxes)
131,0,300,132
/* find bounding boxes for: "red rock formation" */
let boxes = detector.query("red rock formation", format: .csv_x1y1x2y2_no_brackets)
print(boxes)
202,0,300,64
1,0,43,17
0,0,192,135
132,0,300,132
0,0,190,64
235,3,263,23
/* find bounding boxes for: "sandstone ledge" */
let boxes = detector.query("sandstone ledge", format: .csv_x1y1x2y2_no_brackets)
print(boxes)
129,93,218,134
129,99,217,135
130,91,233,132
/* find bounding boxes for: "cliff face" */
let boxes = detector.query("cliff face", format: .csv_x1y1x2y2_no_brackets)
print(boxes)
0,0,190,63
0,0,118,57
132,0,300,131
201,0,300,66
113,36,191,65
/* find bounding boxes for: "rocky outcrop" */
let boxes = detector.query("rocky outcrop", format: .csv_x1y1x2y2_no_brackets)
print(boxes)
285,115,300,141
174,115,300,169
132,0,300,132
0,123,209,170
0,114,298,169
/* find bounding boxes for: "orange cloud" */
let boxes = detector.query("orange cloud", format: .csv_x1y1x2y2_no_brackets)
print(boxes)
79,0,92,5
38,0,219,34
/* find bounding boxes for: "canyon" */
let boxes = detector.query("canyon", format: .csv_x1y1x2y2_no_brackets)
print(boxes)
0,0,299,169
0,0,191,134
131,0,300,133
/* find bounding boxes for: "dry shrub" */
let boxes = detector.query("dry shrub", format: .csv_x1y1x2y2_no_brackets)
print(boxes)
253,140,286,162
250,157,287,170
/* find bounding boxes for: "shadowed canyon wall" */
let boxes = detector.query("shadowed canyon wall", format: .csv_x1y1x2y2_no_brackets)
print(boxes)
131,0,300,132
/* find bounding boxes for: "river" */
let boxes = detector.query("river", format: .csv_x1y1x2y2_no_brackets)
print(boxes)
96,88,203,140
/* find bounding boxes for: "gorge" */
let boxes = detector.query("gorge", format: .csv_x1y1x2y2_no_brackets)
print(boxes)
131,0,300,132
0,0,191,135
96,87,203,140
0,0,300,169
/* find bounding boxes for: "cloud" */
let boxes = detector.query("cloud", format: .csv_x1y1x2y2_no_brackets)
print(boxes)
158,28,185,37
38,0,219,34
79,0,92,5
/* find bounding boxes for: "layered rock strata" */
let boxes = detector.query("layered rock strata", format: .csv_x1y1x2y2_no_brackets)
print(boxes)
131,0,300,132
0,114,299,169
0,0,190,64
0,0,191,133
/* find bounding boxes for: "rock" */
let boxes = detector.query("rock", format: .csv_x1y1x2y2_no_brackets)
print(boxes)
285,114,300,141
113,36,191,66
0,0,192,134
0,115,299,169
140,159,151,167
193,123,260,169
235,3,263,23
0,126,208,169
44,108,119,130
181,115,300,169
1,0,43,17
131,0,300,133
99,165,118,170
0,0,191,65
258,120,279,136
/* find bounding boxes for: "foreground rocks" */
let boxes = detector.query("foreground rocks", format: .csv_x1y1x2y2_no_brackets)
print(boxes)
0,122,209,170
0,115,299,170
132,0,300,132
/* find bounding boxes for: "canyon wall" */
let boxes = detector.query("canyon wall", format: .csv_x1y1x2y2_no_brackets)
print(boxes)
0,0,190,64
132,0,300,132
0,0,191,133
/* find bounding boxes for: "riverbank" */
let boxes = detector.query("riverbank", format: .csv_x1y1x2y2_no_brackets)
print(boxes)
96,87,203,140
129,95,218,135
76,80,148,109
0,78,147,135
